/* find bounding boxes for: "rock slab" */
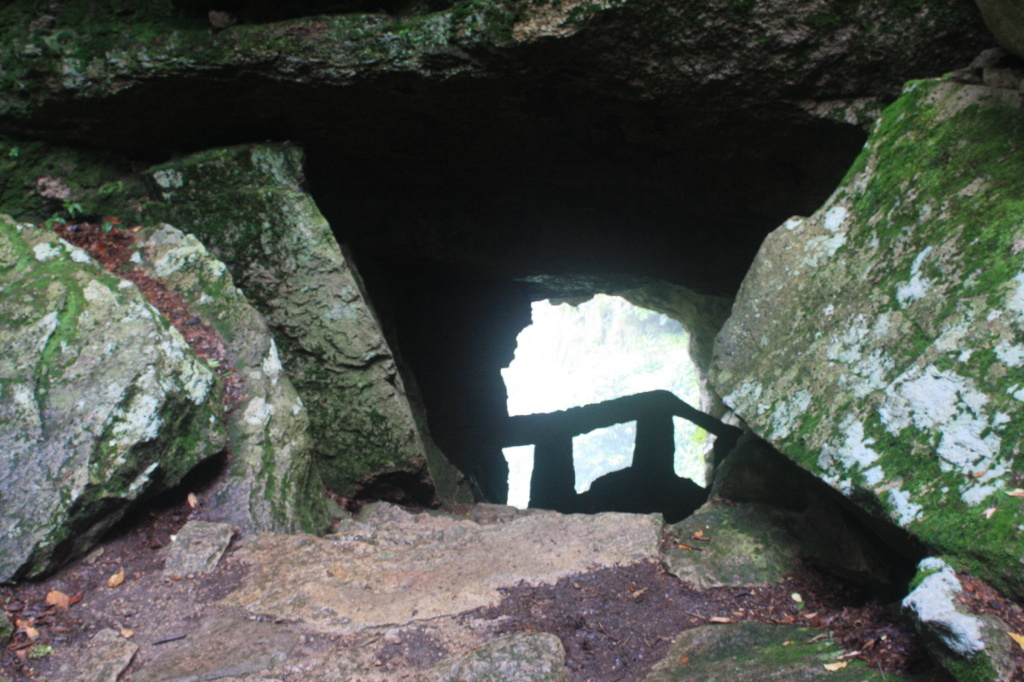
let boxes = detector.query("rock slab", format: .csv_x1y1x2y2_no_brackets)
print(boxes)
222,503,662,634
712,79,1024,599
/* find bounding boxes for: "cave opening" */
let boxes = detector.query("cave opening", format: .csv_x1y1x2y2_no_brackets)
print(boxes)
500,293,709,511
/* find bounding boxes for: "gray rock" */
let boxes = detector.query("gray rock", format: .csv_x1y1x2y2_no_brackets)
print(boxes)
663,503,801,590
132,613,300,682
133,224,329,533
903,557,1017,681
419,633,567,682
711,79,1024,599
143,144,464,501
0,217,225,581
60,628,138,682
162,521,235,578
643,622,889,681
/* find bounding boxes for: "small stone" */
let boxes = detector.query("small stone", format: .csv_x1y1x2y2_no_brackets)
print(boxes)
162,521,234,577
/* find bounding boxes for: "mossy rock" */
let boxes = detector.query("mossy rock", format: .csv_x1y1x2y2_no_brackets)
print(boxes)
143,143,462,499
0,216,225,581
712,79,1024,598
663,503,801,590
644,621,890,681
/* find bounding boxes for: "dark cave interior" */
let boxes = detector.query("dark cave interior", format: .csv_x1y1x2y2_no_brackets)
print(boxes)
5,51,871,506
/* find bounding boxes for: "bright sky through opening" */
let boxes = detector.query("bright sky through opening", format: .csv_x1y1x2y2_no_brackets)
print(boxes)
502,294,706,508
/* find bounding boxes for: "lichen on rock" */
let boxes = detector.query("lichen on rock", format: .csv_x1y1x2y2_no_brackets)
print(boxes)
142,143,462,499
0,216,225,581
712,78,1024,598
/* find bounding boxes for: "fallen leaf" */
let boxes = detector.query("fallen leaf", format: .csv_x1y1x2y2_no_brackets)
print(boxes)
824,661,849,671
45,590,70,610
676,544,695,551
676,655,690,664
69,592,84,606
119,627,134,639
801,611,818,619
709,617,736,623
782,641,794,646
982,507,997,519
791,592,803,603
631,588,648,599
107,567,125,588
1009,632,1024,651
972,470,988,478
1007,489,1024,498
187,492,199,509
21,624,39,641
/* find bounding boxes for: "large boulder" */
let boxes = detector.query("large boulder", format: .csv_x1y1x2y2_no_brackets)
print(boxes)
143,143,464,499
132,223,331,533
0,216,225,581
712,78,1024,597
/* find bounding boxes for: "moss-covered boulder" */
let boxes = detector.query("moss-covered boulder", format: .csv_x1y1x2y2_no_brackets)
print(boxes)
143,143,460,497
132,224,331,533
712,79,1024,598
643,622,890,681
0,217,225,581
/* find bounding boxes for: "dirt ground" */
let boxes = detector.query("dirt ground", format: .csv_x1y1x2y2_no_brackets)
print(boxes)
5,487,1024,682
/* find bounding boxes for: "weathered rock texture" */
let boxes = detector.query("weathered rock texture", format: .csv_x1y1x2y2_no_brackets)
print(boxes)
713,78,1024,597
143,144,461,499
645,622,889,681
223,502,662,633
0,216,225,581
133,223,331,532
903,557,1018,681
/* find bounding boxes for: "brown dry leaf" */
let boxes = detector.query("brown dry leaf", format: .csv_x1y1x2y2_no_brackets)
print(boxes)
187,492,199,509
45,590,70,610
972,469,988,478
631,588,648,599
21,624,39,641
1007,489,1024,498
824,661,849,671
802,612,819,619
107,567,125,588
69,592,84,606
119,627,135,639
1009,632,1024,651
982,507,997,519
709,617,736,624
676,655,690,665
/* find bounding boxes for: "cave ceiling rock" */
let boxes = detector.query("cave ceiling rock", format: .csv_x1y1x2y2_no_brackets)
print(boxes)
0,0,991,296
142,142,464,500
0,216,226,582
132,223,332,533
711,77,1024,599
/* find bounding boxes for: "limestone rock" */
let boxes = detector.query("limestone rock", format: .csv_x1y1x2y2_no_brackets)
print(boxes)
222,503,661,634
712,79,1024,598
131,613,301,682
133,224,330,533
143,144,461,499
418,633,568,682
162,520,235,577
0,217,225,581
59,628,138,682
643,622,888,681
903,557,1018,682
663,503,801,590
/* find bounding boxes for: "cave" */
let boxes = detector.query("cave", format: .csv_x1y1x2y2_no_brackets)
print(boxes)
0,0,989,512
